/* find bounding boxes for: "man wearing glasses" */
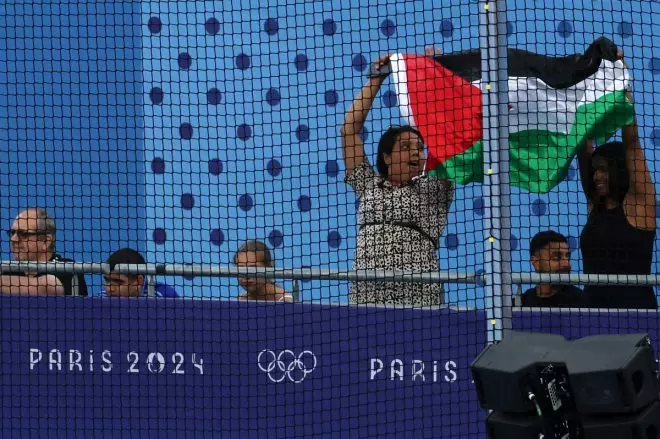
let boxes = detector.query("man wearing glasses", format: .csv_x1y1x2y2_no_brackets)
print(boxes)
0,208,87,296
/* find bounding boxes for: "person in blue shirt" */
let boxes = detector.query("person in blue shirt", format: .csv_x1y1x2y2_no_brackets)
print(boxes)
100,248,177,298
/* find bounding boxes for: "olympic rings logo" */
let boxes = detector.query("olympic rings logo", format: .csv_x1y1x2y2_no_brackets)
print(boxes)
257,349,317,383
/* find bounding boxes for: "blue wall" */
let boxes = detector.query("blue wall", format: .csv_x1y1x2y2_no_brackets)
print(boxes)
0,1,146,293
1,0,659,303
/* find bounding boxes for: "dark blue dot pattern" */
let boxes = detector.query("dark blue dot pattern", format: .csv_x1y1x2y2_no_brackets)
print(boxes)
237,124,252,141
267,159,282,177
531,199,547,216
265,88,281,106
147,17,162,34
445,233,459,250
322,19,337,36
651,129,660,147
208,159,223,175
296,124,310,142
325,160,339,177
352,54,368,72
205,17,220,35
133,5,660,305
510,234,519,251
556,20,573,38
359,126,369,142
382,90,397,108
149,87,164,104
151,157,165,174
239,194,254,212
181,193,195,210
264,18,279,35
178,52,192,69
153,228,167,244
236,53,250,70
327,231,342,248
210,229,224,246
179,123,193,140
440,19,454,37
473,197,485,216
207,88,222,105
618,21,633,38
294,54,309,71
650,58,660,75
269,230,283,248
380,19,396,37
324,90,338,106
297,195,311,212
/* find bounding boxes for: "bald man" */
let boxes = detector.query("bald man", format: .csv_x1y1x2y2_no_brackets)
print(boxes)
0,208,87,296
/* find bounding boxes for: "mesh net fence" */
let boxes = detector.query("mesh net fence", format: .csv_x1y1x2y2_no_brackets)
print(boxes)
0,0,658,436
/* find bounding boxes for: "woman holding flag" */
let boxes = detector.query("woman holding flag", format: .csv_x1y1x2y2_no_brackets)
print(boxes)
340,51,454,307
578,61,657,309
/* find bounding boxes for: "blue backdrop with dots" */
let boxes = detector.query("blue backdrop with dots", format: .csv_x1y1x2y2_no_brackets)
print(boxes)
1,0,659,303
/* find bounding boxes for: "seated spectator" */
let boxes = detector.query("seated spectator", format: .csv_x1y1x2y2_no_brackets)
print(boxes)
101,248,177,298
0,208,87,296
235,240,293,302
521,231,585,308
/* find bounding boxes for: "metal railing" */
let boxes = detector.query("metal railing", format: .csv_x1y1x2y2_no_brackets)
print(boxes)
0,261,482,284
4,261,660,287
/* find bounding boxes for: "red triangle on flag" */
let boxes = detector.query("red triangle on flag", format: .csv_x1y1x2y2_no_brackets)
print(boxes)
394,54,482,168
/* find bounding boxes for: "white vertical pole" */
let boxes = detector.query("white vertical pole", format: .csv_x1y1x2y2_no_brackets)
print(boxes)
479,0,513,343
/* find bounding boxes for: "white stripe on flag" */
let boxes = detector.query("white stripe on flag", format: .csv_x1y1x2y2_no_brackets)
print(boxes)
390,53,416,129
471,59,629,135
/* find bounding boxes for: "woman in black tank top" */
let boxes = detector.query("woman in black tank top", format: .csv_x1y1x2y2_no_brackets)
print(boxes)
577,108,657,309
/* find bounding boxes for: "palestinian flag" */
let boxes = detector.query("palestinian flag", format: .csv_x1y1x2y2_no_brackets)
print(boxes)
389,38,635,193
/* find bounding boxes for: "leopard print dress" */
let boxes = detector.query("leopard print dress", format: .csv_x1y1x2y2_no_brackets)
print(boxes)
345,162,454,307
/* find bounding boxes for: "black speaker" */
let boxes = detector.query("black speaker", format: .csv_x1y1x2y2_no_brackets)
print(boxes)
472,332,659,414
486,400,660,439
486,411,541,439
581,399,660,439
566,334,659,414
471,332,569,413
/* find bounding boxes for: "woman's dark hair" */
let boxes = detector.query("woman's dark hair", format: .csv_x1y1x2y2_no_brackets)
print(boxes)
588,141,629,206
234,240,273,266
376,125,425,177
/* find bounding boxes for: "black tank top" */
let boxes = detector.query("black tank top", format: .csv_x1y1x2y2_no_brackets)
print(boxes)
580,205,657,309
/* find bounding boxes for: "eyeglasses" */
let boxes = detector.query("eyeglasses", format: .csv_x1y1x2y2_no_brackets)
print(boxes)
7,229,51,239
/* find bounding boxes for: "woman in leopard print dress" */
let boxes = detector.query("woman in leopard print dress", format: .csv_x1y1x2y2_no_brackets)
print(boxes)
340,54,454,307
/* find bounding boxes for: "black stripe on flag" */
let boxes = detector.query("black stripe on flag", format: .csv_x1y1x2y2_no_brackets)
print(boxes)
433,37,620,89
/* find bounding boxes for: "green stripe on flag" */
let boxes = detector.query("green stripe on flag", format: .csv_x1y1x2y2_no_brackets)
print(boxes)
427,141,483,184
427,89,635,193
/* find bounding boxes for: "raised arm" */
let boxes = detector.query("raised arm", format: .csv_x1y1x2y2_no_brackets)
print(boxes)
340,54,390,178
577,139,594,208
623,118,656,230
